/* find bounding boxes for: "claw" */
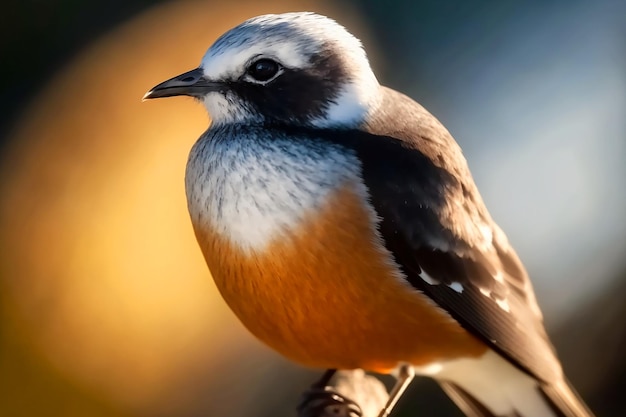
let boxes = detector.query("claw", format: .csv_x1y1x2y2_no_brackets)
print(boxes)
297,387,363,417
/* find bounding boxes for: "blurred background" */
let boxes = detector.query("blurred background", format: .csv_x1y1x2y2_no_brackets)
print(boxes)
1,0,625,416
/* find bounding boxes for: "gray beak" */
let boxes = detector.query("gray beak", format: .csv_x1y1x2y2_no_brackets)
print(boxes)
143,68,222,100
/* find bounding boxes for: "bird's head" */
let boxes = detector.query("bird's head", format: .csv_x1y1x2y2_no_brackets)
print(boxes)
144,12,381,127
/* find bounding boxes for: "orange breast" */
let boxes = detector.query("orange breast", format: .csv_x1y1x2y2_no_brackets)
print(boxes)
193,182,486,373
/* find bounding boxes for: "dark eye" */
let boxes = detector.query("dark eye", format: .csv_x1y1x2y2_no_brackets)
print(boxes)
247,59,281,82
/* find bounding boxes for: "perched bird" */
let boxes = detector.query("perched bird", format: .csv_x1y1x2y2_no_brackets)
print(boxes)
144,12,595,417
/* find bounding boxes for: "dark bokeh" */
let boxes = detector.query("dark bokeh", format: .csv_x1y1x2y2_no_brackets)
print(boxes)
0,0,158,141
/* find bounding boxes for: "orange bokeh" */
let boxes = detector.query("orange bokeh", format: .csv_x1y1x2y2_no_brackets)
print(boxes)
0,1,372,416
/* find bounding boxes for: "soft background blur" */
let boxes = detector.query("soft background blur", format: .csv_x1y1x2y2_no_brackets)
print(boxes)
1,1,625,416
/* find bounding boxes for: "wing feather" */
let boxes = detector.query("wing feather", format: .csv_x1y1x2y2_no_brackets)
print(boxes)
286,86,563,383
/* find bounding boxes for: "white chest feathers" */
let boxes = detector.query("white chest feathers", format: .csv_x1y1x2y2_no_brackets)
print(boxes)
185,129,362,253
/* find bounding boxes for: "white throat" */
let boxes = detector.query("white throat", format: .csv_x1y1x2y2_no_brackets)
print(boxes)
185,128,362,253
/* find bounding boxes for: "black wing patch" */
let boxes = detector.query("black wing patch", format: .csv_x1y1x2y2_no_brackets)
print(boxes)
342,129,561,383
280,87,562,383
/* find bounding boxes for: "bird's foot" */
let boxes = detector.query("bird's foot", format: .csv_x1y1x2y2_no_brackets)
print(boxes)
297,387,363,417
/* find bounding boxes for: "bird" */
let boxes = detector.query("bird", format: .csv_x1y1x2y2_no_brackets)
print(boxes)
144,12,596,417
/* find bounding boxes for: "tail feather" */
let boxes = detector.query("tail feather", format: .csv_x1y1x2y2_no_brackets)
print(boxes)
425,351,595,417
437,378,595,417
439,381,521,417
539,379,595,417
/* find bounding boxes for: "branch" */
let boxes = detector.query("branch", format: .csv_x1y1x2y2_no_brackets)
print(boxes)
296,370,389,417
